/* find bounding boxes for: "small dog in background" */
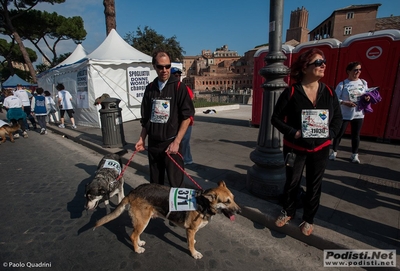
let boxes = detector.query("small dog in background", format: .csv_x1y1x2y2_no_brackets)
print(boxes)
94,93,110,106
0,121,21,144
85,150,127,213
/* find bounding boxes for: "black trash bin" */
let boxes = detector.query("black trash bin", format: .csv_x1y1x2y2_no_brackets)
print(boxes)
99,97,126,148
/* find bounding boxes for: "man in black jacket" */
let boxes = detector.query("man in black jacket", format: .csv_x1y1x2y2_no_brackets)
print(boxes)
135,49,195,187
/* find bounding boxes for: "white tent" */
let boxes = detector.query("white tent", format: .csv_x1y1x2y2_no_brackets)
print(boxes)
37,29,157,127
53,44,88,69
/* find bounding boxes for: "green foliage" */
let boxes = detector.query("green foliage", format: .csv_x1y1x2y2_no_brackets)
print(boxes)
124,26,185,62
0,38,37,64
11,9,86,65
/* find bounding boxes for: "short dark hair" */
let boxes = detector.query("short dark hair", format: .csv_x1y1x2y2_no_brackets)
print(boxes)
44,90,51,96
290,48,325,82
346,61,361,72
151,49,171,65
56,83,65,91
36,87,44,95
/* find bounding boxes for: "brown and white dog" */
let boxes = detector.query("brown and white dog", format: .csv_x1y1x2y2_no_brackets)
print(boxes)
85,153,125,213
0,122,21,144
94,181,241,259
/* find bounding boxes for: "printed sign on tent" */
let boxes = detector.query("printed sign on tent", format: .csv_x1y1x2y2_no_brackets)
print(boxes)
76,69,89,109
127,67,151,106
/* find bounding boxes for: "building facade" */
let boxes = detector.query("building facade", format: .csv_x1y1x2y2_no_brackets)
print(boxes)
309,4,381,41
182,45,255,91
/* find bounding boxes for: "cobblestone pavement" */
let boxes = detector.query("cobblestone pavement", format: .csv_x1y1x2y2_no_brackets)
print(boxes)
0,128,352,271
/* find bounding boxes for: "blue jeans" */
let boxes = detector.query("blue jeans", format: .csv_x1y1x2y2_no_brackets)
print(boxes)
181,126,193,163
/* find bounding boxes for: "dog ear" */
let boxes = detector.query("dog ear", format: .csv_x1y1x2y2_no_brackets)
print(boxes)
218,181,227,188
203,191,217,202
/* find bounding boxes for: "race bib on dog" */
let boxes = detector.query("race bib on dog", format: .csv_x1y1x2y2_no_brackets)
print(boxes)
169,188,197,211
301,109,329,138
102,159,121,174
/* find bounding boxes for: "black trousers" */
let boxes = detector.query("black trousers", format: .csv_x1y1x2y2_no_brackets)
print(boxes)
147,138,185,188
332,118,364,153
282,145,329,224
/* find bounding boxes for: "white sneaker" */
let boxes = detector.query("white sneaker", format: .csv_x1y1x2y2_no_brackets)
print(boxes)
329,151,337,160
351,153,360,164
71,125,77,129
13,134,20,138
58,124,65,128
22,131,28,138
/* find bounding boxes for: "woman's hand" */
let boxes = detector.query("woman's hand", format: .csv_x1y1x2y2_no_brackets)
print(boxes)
342,101,356,107
364,95,371,102
294,130,301,139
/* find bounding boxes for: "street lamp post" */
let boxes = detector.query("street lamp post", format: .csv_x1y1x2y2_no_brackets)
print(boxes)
246,0,289,198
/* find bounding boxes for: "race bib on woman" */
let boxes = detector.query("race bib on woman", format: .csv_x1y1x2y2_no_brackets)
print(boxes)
301,109,329,138
150,99,170,123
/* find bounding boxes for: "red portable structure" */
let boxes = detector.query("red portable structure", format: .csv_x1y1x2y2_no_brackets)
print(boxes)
337,29,400,139
251,45,294,126
291,38,342,87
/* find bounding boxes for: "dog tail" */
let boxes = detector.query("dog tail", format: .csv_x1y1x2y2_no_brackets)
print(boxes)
93,196,129,229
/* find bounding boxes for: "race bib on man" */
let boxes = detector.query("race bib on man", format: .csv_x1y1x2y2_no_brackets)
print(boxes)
301,109,329,138
150,99,170,123
102,159,121,174
169,188,197,211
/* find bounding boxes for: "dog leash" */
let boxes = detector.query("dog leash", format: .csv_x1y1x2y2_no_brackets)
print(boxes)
116,150,138,181
166,152,203,190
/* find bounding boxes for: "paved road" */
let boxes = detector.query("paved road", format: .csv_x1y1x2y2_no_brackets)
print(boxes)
0,128,353,271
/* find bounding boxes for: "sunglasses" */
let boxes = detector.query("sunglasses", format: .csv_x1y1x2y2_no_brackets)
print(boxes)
155,64,171,70
353,68,362,72
307,59,326,67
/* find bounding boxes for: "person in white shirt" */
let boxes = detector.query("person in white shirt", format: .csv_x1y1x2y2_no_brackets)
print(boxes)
329,61,371,164
13,84,37,130
3,89,28,138
56,83,76,129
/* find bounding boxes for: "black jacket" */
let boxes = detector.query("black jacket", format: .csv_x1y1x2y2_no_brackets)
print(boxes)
141,75,195,142
271,82,342,151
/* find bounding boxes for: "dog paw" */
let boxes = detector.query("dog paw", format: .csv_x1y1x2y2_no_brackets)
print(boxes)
138,240,146,246
192,251,203,259
135,247,145,254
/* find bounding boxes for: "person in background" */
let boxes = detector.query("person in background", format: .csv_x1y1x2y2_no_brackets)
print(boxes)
171,67,194,165
271,48,342,236
31,87,48,135
3,89,28,138
56,83,77,129
329,61,370,164
0,89,5,113
135,49,195,188
44,90,58,124
14,84,37,130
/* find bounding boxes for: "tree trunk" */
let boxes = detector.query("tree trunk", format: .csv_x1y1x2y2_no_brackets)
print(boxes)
103,0,116,35
2,7,37,83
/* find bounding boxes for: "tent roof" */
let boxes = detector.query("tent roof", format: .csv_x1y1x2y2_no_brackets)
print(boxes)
86,29,152,64
53,44,88,69
2,74,36,88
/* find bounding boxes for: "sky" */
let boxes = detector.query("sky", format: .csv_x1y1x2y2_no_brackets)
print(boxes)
22,0,400,64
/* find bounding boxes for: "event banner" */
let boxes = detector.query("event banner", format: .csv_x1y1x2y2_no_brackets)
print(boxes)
76,69,89,109
127,67,151,105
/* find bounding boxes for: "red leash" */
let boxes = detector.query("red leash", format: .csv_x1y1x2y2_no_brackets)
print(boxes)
116,150,138,181
166,152,203,190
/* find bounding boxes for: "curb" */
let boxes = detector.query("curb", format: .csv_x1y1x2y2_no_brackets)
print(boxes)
46,125,400,265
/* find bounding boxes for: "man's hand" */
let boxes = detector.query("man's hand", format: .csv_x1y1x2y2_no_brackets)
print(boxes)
135,138,145,152
166,140,180,154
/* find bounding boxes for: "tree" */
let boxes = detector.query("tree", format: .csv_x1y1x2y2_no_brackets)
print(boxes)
124,26,185,62
0,0,65,83
103,0,116,35
0,38,37,81
12,9,86,66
